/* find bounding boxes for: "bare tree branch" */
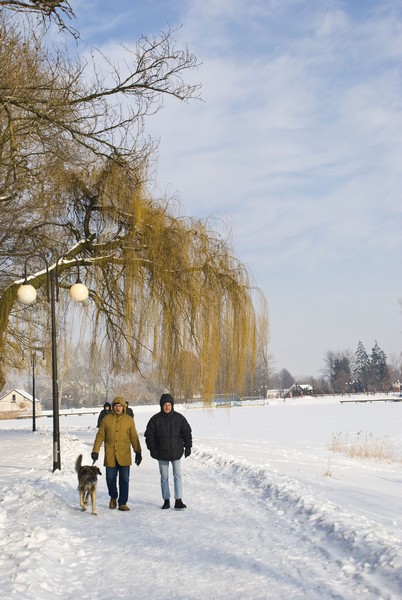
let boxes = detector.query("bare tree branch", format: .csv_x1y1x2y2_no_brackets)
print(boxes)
0,0,76,34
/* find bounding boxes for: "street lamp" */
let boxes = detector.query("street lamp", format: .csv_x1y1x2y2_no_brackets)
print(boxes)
17,255,88,471
31,348,45,433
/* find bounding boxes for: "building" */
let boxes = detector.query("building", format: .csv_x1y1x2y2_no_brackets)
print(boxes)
0,388,42,419
284,384,314,398
266,389,284,399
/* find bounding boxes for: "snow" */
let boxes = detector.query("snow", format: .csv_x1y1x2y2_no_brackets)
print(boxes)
0,396,401,599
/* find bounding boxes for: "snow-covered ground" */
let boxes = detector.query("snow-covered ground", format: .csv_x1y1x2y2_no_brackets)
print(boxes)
0,395,401,599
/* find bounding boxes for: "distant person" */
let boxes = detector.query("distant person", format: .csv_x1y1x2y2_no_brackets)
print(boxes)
91,396,142,511
97,402,111,428
145,393,192,510
125,401,134,418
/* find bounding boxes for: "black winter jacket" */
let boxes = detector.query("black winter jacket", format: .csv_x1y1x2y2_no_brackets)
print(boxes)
97,408,111,428
145,409,192,461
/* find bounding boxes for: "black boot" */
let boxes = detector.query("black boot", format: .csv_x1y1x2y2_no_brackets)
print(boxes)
162,499,170,509
174,499,187,509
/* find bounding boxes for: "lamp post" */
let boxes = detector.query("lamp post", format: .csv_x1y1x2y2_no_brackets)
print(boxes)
17,255,88,471
31,351,37,433
31,348,45,433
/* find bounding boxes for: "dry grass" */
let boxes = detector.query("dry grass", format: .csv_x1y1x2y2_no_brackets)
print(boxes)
329,431,399,463
323,456,334,478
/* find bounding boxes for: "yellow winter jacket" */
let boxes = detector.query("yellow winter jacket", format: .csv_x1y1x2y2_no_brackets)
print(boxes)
92,412,141,467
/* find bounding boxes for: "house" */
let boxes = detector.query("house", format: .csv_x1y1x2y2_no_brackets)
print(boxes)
266,389,284,399
0,388,42,419
284,384,314,398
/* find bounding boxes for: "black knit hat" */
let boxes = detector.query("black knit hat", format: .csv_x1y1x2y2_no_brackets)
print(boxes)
160,393,174,408
104,402,111,409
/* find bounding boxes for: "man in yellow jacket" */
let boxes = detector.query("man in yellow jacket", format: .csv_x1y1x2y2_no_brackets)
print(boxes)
91,396,142,511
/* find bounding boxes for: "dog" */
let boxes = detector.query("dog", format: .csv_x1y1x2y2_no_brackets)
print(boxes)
75,454,102,515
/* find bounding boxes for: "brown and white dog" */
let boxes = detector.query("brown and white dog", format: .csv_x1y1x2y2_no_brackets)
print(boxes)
75,454,102,515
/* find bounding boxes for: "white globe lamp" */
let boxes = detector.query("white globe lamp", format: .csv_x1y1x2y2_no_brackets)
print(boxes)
17,284,37,305
69,282,89,302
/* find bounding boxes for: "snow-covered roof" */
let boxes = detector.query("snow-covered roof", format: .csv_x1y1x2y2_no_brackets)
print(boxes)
0,388,34,402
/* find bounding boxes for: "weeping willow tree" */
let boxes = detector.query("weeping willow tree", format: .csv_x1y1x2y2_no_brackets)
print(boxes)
0,8,267,399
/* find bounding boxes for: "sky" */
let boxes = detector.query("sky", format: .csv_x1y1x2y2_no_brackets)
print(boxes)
65,0,402,378
1,397,402,599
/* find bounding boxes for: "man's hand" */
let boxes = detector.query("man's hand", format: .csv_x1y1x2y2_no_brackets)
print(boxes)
91,452,99,462
135,452,142,466
184,447,191,458
150,450,159,460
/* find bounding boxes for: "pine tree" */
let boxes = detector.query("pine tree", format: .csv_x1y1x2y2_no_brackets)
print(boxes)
353,341,370,391
370,341,390,391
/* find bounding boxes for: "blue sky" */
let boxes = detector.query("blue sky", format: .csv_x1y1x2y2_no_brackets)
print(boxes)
68,0,402,377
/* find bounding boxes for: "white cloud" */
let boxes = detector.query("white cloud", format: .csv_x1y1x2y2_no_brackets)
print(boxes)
71,0,402,375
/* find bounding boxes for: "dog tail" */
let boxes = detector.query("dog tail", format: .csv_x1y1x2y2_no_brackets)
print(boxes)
75,454,83,473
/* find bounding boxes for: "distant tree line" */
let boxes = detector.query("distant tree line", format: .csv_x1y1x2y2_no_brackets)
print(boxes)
323,340,391,394
8,336,400,407
266,340,401,397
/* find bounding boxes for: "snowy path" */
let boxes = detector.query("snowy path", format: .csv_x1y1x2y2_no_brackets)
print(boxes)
0,423,401,599
192,448,402,599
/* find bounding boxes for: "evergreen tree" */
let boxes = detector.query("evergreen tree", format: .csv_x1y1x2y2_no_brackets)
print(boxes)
370,341,390,391
353,340,370,391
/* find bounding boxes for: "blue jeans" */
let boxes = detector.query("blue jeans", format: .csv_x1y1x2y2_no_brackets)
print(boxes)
158,460,182,500
106,465,130,506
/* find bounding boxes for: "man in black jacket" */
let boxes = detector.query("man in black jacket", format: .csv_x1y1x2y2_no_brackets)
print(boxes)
96,402,111,428
125,401,134,418
145,393,192,509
